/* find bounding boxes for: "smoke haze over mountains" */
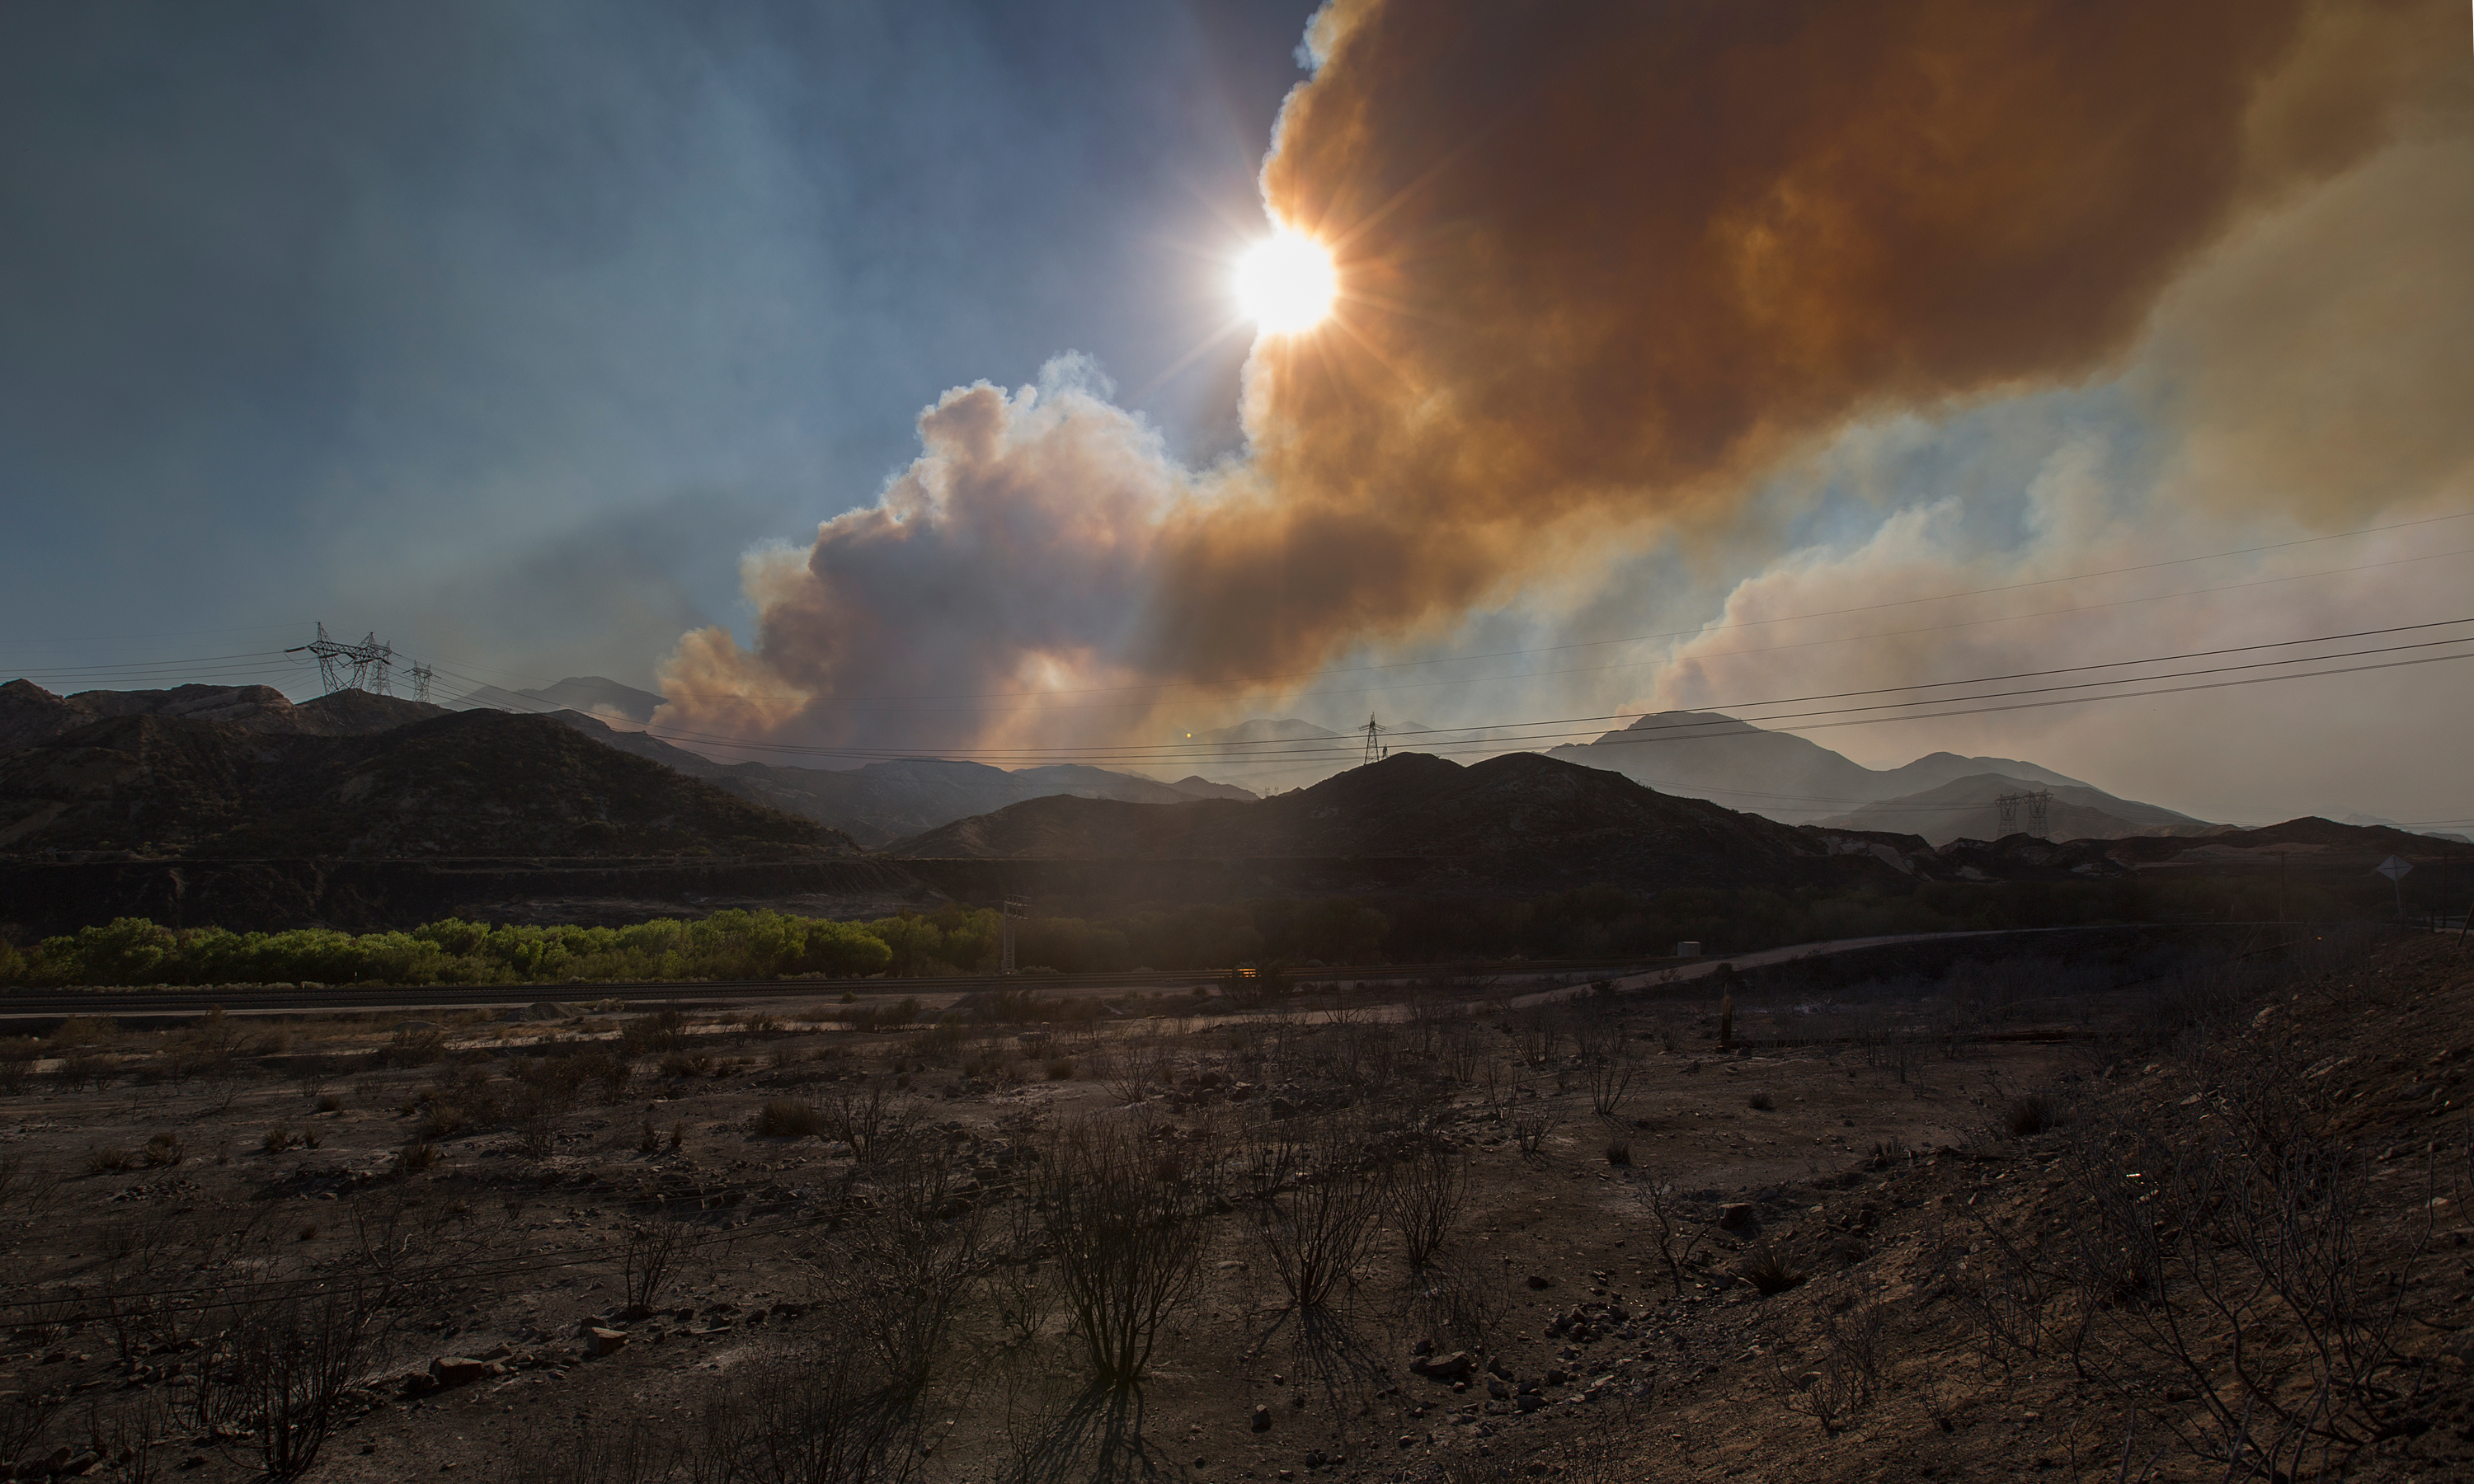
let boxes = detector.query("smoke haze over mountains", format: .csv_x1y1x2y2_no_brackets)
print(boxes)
4,2,2469,830
649,0,2472,828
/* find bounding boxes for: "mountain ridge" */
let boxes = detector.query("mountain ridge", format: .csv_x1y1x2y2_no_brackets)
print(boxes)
0,708,849,859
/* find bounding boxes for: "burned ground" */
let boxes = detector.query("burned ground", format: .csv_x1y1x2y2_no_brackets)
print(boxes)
0,927,2466,1482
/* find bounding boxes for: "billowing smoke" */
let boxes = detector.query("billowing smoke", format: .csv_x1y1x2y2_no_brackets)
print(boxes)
661,0,2456,758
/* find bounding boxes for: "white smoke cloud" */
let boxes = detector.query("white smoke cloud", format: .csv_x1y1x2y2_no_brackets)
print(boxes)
660,356,1210,758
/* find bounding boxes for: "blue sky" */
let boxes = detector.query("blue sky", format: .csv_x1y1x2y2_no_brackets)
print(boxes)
0,0,1316,690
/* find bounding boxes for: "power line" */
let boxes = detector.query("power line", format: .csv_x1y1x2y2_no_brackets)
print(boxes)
421,622,2474,768
386,638,2474,777
411,516,2474,713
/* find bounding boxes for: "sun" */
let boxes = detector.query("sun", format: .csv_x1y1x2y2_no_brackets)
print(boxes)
1232,228,1337,335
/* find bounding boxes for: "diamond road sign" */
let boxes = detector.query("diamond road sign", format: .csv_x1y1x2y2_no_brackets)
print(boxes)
2374,855,2413,881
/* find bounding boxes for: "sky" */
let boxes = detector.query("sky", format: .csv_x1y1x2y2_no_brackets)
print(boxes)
4,2,2471,831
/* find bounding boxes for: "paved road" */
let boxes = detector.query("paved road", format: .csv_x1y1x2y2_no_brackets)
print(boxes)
0,956,1654,1021
0,921,2238,1022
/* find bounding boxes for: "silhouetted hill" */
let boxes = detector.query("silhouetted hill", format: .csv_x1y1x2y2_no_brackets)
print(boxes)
0,710,849,859
450,674,666,722
1817,772,2211,845
887,750,1879,892
543,709,1250,846
0,679,444,749
1545,710,2091,821
2104,816,2474,868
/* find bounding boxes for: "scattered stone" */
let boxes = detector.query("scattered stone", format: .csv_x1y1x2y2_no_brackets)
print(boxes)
1526,1274,1552,1290
581,1328,628,1358
1251,1404,1272,1433
427,1357,492,1388
1409,1350,1475,1381
1719,1203,1754,1229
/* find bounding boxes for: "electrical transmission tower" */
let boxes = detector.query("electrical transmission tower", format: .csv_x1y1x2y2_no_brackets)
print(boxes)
999,897,1028,976
409,663,435,704
287,623,397,695
1362,713,1388,765
1995,789,2053,838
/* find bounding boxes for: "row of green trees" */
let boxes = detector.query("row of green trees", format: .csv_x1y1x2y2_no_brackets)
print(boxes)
0,874,2336,988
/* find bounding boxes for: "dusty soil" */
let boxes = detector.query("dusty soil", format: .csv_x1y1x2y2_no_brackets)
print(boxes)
0,928,2467,1482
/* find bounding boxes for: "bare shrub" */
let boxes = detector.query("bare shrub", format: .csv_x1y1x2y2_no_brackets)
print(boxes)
620,1009,688,1055
1511,1110,1559,1158
393,1139,438,1173
1248,1117,1389,1312
697,1351,930,1484
1406,1261,1511,1357
1933,1215,2064,1371
1097,1041,1165,1105
379,1022,444,1068
205,1286,376,1479
983,1195,1056,1345
621,1219,686,1317
59,1051,114,1091
1630,1177,1715,1297
821,1081,915,1163
505,1413,681,1484
0,1153,63,1222
1384,1141,1468,1270
0,1390,59,1480
660,1050,715,1078
88,1145,135,1174
1777,1303,1883,1435
1747,1090,1776,1111
1583,1048,1638,1117
815,1156,985,1401
1603,1139,1632,1167
2043,1054,2426,1477
1037,1115,1214,1388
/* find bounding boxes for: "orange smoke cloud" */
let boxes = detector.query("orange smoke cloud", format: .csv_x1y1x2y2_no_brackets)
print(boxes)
663,0,2440,754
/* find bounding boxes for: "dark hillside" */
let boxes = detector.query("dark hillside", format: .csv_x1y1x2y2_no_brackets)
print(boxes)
543,708,1230,844
0,678,444,748
0,710,849,859
2105,815,2474,867
889,750,1885,892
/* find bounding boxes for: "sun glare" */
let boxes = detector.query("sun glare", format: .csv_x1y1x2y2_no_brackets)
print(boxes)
1232,228,1336,334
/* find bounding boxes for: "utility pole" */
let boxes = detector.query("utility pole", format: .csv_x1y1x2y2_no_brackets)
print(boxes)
410,663,435,704
1994,789,2052,839
999,897,1028,976
287,623,397,696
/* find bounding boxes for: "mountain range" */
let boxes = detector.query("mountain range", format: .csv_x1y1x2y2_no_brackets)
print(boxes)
1544,710,2093,822
1814,772,2213,845
888,748,1907,894
0,702,845,858
540,710,1258,847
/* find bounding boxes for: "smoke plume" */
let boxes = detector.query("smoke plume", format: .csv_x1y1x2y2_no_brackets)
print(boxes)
661,0,2453,758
